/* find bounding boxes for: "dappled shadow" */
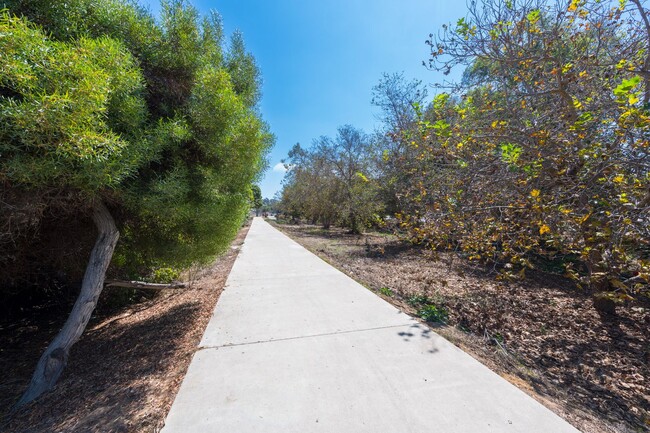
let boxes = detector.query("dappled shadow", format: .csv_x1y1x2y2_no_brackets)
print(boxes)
3,301,202,433
530,314,649,430
397,323,439,355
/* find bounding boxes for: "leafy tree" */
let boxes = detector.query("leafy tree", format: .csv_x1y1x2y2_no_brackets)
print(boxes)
280,126,381,233
371,72,429,215
392,0,649,313
261,196,281,214
1,0,272,407
281,143,341,228
251,184,263,216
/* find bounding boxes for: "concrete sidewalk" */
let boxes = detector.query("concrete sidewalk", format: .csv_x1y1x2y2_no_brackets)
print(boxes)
162,218,580,433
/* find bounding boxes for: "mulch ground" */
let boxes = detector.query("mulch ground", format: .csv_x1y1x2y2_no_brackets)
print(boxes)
0,224,249,433
275,223,650,433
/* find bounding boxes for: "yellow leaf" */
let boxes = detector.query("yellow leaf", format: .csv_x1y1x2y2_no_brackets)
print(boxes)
613,174,624,183
539,224,551,235
530,189,540,197
578,212,592,224
572,97,583,109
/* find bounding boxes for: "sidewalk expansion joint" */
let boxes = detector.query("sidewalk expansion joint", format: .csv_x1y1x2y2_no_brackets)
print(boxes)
197,322,416,351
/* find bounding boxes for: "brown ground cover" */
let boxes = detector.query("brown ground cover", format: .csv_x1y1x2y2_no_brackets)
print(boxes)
274,222,649,433
0,224,249,433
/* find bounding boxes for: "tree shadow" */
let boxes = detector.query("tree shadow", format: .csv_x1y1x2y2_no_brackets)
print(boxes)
2,301,203,432
396,323,440,355
530,313,649,430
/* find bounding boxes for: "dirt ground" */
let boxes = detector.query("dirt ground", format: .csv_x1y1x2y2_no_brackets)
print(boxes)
274,222,650,433
0,224,249,433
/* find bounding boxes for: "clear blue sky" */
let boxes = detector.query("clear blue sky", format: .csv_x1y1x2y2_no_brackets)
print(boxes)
138,0,465,198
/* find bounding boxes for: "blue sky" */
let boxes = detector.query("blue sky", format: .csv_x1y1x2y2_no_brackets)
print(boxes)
138,0,465,198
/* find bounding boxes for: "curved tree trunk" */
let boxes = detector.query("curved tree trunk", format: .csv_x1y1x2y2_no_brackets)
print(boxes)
14,200,119,409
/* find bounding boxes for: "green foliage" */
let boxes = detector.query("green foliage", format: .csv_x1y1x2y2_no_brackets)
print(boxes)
0,0,273,291
378,286,393,297
499,143,522,165
280,126,381,232
226,31,261,108
407,293,431,307
613,75,642,104
0,13,146,191
406,293,449,323
261,196,280,214
417,304,449,324
251,185,263,210
151,267,180,284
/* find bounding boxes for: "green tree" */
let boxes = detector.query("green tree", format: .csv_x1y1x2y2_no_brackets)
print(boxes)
251,184,263,216
280,126,381,233
1,0,273,407
281,143,341,227
371,72,429,216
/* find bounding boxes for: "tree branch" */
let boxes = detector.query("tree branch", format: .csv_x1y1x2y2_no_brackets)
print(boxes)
105,280,187,290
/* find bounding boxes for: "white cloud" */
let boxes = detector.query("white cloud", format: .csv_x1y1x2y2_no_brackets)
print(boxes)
272,162,292,173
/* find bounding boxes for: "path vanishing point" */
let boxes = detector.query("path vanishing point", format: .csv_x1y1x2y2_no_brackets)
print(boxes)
162,217,581,433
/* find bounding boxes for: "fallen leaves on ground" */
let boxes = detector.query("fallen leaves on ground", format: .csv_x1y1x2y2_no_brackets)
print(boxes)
0,224,249,433
277,223,649,433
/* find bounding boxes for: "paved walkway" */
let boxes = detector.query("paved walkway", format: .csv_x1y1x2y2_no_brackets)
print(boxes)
162,218,580,433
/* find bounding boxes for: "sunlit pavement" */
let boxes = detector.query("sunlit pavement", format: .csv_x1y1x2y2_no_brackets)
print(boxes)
162,217,580,433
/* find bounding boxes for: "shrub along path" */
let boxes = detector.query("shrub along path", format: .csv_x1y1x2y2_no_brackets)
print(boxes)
161,217,579,433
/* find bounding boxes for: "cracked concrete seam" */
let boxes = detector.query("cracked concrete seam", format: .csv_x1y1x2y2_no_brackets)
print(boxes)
196,322,415,351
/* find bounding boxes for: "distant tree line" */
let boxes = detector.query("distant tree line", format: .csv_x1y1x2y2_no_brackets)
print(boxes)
1,0,273,406
279,0,649,314
280,125,382,233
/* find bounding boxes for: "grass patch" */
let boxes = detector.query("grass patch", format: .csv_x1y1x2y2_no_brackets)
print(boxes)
378,287,393,297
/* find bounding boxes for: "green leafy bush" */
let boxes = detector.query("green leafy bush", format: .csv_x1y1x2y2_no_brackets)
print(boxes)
417,304,449,324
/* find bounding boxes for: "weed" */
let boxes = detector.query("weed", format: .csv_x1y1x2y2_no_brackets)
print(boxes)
378,286,393,297
407,293,431,307
152,267,180,284
417,304,449,324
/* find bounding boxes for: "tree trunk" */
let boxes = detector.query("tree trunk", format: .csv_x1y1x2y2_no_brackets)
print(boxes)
14,200,119,409
105,280,186,290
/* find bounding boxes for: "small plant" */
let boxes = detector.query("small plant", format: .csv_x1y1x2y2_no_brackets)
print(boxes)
417,304,449,324
151,267,180,284
407,293,431,307
378,286,393,297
